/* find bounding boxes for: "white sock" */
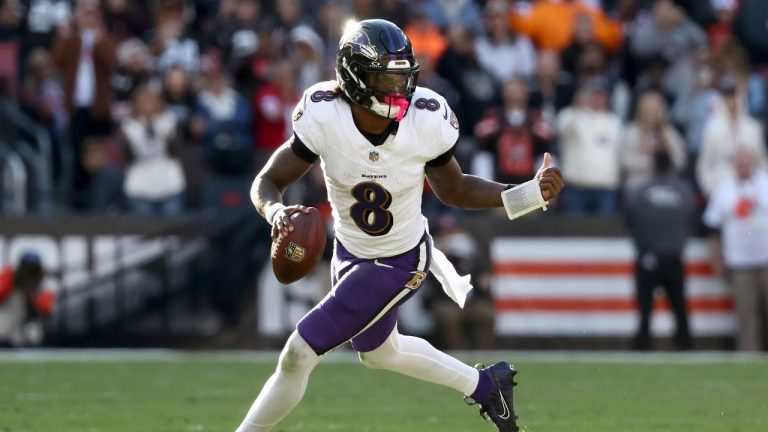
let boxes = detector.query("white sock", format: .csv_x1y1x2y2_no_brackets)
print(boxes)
236,332,321,432
359,329,479,395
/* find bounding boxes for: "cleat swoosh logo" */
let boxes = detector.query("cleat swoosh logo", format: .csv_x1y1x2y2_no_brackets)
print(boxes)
374,259,394,268
498,390,511,420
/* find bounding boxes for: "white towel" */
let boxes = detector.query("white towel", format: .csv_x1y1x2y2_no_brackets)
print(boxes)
430,246,474,308
423,218,474,308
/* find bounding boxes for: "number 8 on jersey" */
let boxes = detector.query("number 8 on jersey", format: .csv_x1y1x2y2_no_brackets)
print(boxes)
350,182,394,236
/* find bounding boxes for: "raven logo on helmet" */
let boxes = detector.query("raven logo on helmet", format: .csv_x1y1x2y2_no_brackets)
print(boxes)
336,19,419,122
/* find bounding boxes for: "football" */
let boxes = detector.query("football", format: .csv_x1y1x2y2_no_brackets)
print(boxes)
271,207,327,284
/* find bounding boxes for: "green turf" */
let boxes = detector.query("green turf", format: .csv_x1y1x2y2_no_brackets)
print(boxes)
1,352,767,432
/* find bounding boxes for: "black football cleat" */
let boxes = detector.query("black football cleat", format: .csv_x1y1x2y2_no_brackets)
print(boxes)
465,362,520,432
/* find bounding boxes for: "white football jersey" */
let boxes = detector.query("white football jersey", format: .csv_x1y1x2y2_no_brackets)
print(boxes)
292,81,460,258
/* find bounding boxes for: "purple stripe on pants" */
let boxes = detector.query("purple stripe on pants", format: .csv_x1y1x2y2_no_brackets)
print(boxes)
297,232,432,355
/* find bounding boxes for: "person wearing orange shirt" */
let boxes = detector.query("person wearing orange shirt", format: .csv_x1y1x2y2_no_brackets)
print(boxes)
510,0,622,53
404,7,448,65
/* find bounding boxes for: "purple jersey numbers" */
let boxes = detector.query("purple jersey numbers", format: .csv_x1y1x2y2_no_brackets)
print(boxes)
413,97,440,111
350,182,394,236
311,90,338,102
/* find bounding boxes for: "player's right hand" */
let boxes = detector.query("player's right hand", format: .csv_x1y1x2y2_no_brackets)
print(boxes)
272,205,311,241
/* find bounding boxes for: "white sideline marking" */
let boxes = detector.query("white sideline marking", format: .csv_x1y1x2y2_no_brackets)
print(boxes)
0,349,765,364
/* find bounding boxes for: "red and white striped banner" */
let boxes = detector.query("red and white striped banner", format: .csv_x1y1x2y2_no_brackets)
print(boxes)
491,238,736,336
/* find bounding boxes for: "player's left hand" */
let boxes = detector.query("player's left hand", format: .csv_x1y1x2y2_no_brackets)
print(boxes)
535,152,564,201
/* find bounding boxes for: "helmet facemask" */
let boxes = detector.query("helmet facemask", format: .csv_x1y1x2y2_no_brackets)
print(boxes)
338,56,419,122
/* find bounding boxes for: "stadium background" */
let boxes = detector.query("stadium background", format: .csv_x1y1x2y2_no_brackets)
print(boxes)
1,0,767,351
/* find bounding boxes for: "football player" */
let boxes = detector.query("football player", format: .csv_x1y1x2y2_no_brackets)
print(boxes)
238,19,564,432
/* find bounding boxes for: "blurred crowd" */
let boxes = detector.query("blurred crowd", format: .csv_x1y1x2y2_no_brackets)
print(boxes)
0,0,766,216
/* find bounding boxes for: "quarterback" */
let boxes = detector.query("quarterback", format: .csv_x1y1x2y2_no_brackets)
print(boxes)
238,19,564,432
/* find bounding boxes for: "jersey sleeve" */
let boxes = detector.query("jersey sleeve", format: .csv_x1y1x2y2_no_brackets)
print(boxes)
290,133,319,163
291,89,324,158
425,93,460,167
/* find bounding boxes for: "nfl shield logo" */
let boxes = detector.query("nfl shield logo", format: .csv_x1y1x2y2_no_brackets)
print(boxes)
369,151,379,162
285,242,306,263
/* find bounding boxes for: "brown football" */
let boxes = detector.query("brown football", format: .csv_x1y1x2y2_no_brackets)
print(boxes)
271,207,327,284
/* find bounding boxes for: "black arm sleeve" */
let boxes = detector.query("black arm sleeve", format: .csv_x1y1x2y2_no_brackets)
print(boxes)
426,141,457,168
289,133,319,163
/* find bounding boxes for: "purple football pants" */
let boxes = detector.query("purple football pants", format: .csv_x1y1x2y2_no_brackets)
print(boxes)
296,232,432,354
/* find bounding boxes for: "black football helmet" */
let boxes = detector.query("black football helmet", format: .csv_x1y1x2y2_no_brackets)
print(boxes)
336,19,419,122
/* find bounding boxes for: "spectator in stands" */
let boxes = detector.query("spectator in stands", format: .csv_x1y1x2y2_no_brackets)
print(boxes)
0,252,55,347
81,136,124,211
289,25,324,94
527,50,575,130
424,213,495,350
162,65,195,143
192,54,253,208
52,0,116,210
572,40,610,89
474,1,535,84
252,60,298,171
614,0,644,88
19,0,71,65
437,24,499,136
630,0,707,100
732,0,768,66
20,47,67,182
0,0,21,101
510,0,622,53
697,76,767,196
473,76,554,186
315,0,347,77
206,0,249,57
352,0,377,22
121,85,185,215
404,5,448,67
561,13,599,76
102,0,151,43
671,46,719,155
703,147,768,351
423,0,483,36
715,38,766,119
207,0,262,90
0,0,22,41
276,0,308,30
111,38,154,121
622,91,687,189
150,0,199,74
557,78,623,215
377,0,408,27
624,151,695,350
706,0,737,55
630,55,676,116
272,0,312,56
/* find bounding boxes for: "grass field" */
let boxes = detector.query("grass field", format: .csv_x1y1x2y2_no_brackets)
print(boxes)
1,350,767,432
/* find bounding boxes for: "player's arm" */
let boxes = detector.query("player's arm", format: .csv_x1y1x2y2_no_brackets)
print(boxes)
251,140,314,239
425,153,564,210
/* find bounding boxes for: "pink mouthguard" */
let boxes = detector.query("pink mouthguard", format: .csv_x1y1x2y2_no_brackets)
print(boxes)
383,95,410,122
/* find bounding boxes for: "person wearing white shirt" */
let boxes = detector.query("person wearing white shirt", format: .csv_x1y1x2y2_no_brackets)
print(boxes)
474,1,536,83
697,76,768,196
703,147,768,351
121,85,185,215
557,78,623,214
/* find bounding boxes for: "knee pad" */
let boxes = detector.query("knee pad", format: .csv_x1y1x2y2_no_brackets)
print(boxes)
358,330,399,369
278,332,319,374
